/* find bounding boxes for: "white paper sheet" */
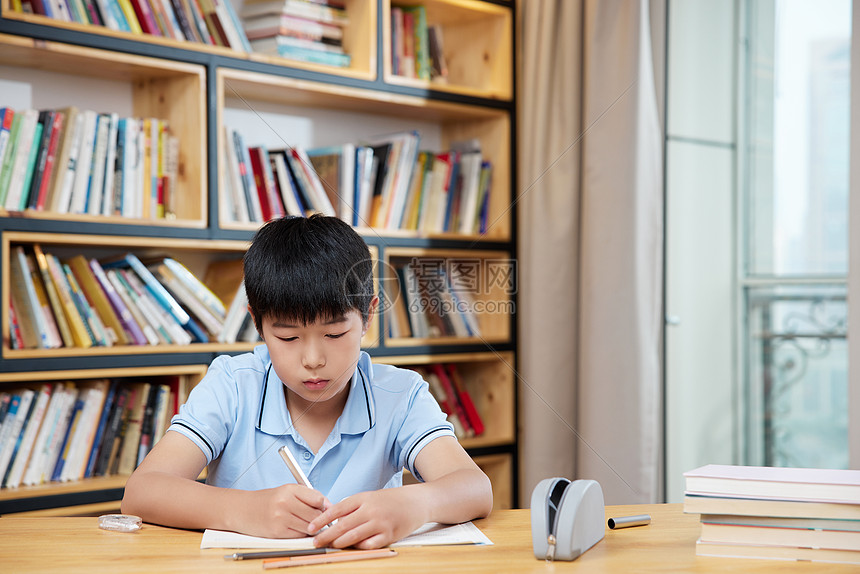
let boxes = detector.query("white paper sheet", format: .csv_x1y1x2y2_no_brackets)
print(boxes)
200,521,492,549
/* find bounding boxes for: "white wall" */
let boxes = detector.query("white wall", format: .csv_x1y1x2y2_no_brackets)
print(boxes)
0,66,133,115
222,101,443,152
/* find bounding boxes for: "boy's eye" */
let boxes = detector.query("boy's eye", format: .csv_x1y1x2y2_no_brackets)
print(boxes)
326,331,348,339
277,336,298,342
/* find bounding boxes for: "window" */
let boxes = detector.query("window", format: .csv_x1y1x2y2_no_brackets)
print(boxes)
741,0,850,469
664,0,851,502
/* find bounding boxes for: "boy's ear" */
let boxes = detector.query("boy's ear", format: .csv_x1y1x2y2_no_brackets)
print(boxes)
247,305,261,336
363,296,380,334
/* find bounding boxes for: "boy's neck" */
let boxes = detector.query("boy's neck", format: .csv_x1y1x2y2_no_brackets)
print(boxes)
284,385,351,454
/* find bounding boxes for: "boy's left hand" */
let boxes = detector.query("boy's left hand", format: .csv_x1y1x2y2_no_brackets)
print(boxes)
307,487,426,549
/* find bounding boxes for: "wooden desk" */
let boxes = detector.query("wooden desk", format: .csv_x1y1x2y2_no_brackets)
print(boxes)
0,504,855,573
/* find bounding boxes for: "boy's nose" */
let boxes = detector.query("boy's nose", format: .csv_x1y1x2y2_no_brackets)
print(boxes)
302,345,326,370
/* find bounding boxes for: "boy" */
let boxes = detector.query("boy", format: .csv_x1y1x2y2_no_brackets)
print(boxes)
122,215,493,549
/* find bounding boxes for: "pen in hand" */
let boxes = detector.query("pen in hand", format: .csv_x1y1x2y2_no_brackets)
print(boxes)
278,445,313,489
278,445,337,529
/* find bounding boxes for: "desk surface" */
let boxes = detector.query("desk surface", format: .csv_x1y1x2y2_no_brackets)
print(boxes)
0,504,855,573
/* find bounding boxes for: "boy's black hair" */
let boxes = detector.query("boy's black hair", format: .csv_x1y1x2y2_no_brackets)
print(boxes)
244,215,374,331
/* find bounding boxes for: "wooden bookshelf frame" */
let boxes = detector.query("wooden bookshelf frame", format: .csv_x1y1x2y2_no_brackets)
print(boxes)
0,0,516,513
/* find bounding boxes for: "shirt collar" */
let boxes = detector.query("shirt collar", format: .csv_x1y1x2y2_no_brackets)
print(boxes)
256,351,376,437
339,351,376,435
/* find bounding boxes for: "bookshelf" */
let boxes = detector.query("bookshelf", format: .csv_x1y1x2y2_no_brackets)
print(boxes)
0,0,516,514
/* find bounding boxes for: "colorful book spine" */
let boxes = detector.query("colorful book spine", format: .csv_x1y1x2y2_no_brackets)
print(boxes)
88,257,149,345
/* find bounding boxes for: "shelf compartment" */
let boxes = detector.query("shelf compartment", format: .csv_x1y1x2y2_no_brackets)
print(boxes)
0,364,206,514
383,248,513,346
2,231,381,357
0,0,377,79
245,0,377,81
383,0,513,100
0,33,207,227
2,232,250,358
379,351,516,450
216,67,511,240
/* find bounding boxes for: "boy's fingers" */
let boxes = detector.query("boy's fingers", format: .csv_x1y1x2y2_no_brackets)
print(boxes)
308,498,356,533
291,485,328,509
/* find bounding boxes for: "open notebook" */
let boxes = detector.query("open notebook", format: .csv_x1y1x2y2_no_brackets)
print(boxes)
200,521,492,549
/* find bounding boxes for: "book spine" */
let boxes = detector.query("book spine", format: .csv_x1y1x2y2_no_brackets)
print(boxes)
94,385,128,476
0,109,20,205
51,110,84,213
99,112,120,216
31,244,75,348
50,392,84,482
31,112,66,211
45,251,95,348
4,385,50,489
84,382,116,478
25,111,55,211
429,364,474,436
3,109,39,211
88,258,149,345
14,247,51,349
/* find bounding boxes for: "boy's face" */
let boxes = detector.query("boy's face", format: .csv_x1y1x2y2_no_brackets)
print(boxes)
259,306,372,410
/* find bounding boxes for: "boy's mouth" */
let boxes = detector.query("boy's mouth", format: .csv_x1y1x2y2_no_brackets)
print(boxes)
302,379,329,390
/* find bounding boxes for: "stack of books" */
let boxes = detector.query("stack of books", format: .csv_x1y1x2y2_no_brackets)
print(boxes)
0,377,181,489
684,464,860,565
0,106,179,220
390,5,447,82
12,0,251,51
241,0,350,67
221,128,493,236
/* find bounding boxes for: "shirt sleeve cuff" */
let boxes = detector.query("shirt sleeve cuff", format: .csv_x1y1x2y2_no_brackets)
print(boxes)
405,425,457,481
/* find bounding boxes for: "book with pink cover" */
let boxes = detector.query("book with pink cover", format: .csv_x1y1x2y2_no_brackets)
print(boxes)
684,465,860,504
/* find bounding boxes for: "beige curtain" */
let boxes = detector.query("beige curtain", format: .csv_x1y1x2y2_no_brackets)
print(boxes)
517,0,664,506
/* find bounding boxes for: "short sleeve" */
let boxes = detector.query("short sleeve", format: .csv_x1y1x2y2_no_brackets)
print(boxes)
168,355,240,464
394,376,456,480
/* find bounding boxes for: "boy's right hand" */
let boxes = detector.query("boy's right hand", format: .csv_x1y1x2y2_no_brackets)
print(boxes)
237,484,330,538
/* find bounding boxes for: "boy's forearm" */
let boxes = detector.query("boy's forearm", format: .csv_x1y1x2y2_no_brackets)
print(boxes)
410,467,493,525
122,470,241,532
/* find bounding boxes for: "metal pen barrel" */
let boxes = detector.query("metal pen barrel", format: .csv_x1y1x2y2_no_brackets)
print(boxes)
607,514,651,529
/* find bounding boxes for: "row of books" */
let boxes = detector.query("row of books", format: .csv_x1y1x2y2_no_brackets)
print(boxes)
386,260,481,340
0,107,179,220
14,0,252,51
221,127,336,225
0,378,178,489
242,0,351,68
684,464,860,564
222,128,493,236
390,5,448,82
8,245,257,350
408,364,484,440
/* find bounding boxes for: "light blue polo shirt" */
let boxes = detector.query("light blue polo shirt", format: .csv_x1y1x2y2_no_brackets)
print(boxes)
168,346,455,502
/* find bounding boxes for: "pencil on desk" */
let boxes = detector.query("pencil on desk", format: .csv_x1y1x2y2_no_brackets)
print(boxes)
226,548,337,561
262,548,397,569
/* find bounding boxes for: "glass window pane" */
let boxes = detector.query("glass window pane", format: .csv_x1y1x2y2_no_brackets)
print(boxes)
746,0,851,276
